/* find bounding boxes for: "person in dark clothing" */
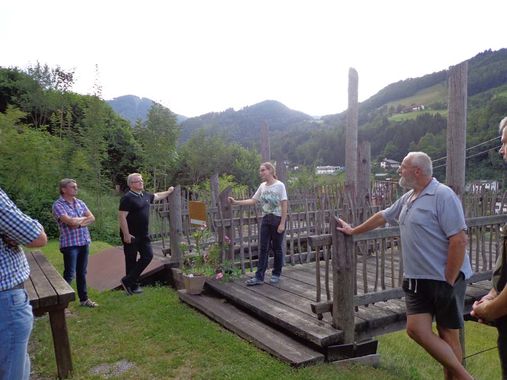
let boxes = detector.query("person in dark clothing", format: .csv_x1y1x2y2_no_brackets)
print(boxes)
118,173,173,295
472,116,507,379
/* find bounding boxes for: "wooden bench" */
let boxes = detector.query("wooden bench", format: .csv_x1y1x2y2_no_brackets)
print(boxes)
24,251,75,379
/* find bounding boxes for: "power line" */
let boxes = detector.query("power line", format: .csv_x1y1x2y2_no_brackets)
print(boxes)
433,145,501,170
432,136,501,164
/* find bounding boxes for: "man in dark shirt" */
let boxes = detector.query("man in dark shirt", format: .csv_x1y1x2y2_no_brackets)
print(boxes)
118,173,174,295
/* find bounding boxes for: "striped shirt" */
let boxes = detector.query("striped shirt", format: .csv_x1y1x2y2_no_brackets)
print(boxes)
53,197,91,248
0,188,43,291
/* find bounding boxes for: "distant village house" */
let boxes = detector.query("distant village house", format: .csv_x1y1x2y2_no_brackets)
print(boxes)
380,158,400,170
315,166,343,175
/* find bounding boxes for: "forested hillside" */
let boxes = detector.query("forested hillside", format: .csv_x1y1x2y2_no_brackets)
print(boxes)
107,95,187,125
269,48,507,177
178,100,315,146
0,64,260,243
173,48,507,178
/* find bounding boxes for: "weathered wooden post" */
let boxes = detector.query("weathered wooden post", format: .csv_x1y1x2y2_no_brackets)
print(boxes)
275,158,288,258
446,61,468,198
346,68,359,197
219,186,235,261
210,173,220,210
276,157,287,184
168,185,183,266
260,121,270,162
446,61,468,365
330,217,355,343
357,141,371,222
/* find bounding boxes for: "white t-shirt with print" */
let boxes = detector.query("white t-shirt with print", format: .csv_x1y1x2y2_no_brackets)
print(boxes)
252,180,288,216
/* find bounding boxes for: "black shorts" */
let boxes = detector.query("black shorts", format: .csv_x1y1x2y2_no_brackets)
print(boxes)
402,272,466,329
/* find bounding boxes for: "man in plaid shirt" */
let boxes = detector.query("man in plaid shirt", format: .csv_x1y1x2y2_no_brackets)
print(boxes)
53,179,97,308
0,187,47,380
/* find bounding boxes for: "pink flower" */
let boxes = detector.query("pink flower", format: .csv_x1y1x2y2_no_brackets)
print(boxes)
215,272,224,280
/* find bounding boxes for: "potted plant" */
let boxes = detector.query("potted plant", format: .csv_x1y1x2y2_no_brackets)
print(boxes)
180,225,241,294
180,224,217,294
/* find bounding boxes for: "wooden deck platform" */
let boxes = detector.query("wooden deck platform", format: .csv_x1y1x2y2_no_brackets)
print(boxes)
178,261,492,365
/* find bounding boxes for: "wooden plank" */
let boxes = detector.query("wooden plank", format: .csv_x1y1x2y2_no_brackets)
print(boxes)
24,273,39,310
32,252,75,305
235,279,337,325
282,265,319,285
25,252,57,308
206,279,343,347
178,291,325,367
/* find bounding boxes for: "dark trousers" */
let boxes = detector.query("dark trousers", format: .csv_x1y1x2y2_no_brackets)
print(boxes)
497,316,507,380
60,245,89,302
256,214,285,281
123,237,153,286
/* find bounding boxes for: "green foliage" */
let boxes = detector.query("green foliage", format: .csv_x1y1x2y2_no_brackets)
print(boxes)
0,107,67,237
135,103,179,191
287,166,344,194
178,132,260,190
189,174,249,203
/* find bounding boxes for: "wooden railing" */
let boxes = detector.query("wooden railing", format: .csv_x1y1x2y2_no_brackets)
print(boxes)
307,214,507,343
146,183,507,276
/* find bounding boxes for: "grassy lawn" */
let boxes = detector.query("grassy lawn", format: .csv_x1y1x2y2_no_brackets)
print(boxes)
30,242,501,379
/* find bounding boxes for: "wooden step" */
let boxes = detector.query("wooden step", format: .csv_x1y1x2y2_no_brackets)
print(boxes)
178,290,325,367
205,280,343,347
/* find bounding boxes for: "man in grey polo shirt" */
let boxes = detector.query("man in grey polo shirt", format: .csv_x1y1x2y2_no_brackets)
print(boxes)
338,151,473,380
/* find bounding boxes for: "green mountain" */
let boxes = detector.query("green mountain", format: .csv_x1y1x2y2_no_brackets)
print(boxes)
107,95,187,125
179,100,316,145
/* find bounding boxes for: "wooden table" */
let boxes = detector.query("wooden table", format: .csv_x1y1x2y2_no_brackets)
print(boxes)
24,251,75,379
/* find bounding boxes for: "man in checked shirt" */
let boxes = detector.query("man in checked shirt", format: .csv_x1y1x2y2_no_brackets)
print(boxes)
0,187,47,380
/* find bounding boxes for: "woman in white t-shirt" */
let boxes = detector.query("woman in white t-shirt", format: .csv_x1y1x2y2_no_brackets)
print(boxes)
228,162,288,285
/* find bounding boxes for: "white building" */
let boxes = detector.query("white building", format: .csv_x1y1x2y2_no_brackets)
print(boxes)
315,166,343,175
380,158,400,170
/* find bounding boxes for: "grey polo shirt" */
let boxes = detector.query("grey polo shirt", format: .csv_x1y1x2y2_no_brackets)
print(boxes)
382,178,473,281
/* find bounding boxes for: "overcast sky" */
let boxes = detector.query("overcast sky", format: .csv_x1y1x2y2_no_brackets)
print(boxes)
2,0,506,117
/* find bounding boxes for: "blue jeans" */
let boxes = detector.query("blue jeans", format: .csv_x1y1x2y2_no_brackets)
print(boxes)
256,214,285,281
0,288,33,380
60,245,89,302
123,237,153,287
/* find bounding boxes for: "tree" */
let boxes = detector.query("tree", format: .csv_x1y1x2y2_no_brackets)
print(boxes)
135,103,179,190
0,106,67,236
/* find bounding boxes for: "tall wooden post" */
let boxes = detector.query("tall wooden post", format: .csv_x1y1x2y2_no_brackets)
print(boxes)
275,157,288,257
276,157,287,184
168,185,183,266
346,68,359,197
357,141,371,222
446,62,468,197
446,62,468,365
331,217,355,343
210,173,220,210
260,121,270,162
219,187,234,261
